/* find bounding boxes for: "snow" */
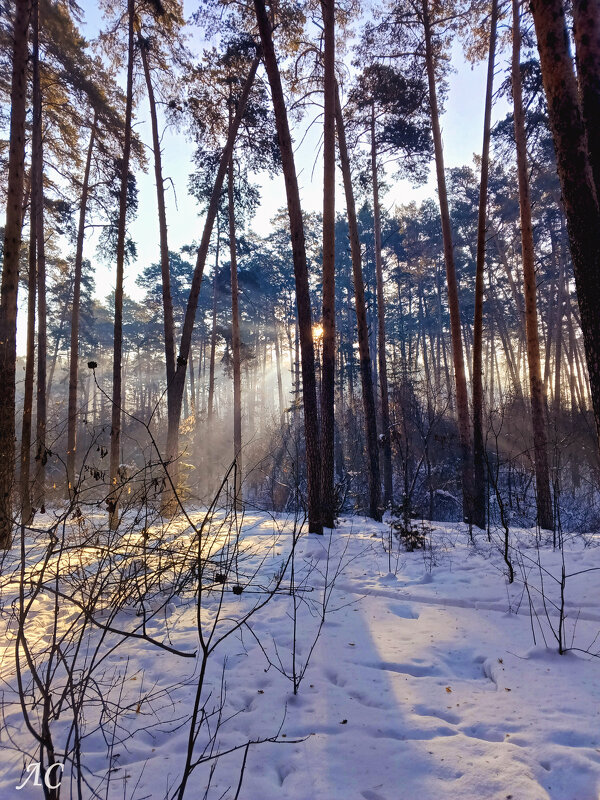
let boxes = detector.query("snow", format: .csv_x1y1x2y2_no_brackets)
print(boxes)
1,512,600,799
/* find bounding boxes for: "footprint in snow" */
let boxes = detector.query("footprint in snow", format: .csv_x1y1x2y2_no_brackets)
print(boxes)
373,724,456,741
361,791,387,800
349,689,388,710
440,648,490,680
324,668,347,687
277,763,296,786
550,729,598,748
240,692,255,711
361,660,441,678
387,602,419,620
460,723,505,743
412,703,460,725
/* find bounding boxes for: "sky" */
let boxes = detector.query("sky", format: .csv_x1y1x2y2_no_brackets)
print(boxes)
75,1,511,304
17,2,511,354
130,37,499,264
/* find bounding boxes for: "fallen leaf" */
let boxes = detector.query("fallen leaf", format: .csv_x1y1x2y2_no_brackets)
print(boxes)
445,687,452,693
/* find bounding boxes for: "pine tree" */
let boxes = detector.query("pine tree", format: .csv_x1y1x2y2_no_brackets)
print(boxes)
510,0,553,531
529,0,600,446
472,0,499,530
335,83,382,520
252,0,323,532
320,0,336,527
0,0,29,549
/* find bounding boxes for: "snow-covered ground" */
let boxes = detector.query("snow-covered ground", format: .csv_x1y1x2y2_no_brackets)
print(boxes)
1,510,600,799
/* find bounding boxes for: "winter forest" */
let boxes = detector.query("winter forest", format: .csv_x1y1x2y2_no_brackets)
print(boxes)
1,0,600,797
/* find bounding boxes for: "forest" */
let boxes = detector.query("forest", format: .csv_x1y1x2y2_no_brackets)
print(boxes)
1,0,600,797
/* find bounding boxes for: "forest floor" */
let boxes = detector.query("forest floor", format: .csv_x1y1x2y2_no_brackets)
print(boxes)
1,510,600,799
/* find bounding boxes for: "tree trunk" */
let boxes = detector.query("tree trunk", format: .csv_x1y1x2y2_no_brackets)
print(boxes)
274,315,285,421
253,0,322,532
572,0,600,198
335,84,382,521
189,348,196,418
320,0,336,528
167,54,260,511
490,281,522,397
543,224,560,394
472,0,498,530
370,103,393,508
32,0,47,513
109,0,135,530
572,317,589,412
418,288,433,417
208,256,218,423
46,285,71,403
67,117,96,494
567,297,582,416
228,147,243,509
20,171,37,525
139,38,179,513
0,0,29,547
529,0,600,446
512,0,554,531
294,320,300,413
553,258,565,418
488,278,495,406
422,0,473,522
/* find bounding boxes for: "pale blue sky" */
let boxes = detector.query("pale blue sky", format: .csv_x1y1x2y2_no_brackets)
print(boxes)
16,3,511,355
125,39,505,297
74,1,510,302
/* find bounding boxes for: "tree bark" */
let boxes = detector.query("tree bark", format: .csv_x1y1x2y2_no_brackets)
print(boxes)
422,0,473,523
228,147,243,509
529,0,600,446
189,349,196,418
31,0,47,513
335,84,382,521
274,315,285,421
543,224,560,394
418,287,433,416
511,0,554,531
20,173,37,525
0,0,29,547
207,265,218,424
139,38,179,513
320,0,336,528
370,103,393,508
472,0,498,530
253,0,322,532
109,0,135,530
66,117,96,495
553,258,565,418
572,0,600,198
